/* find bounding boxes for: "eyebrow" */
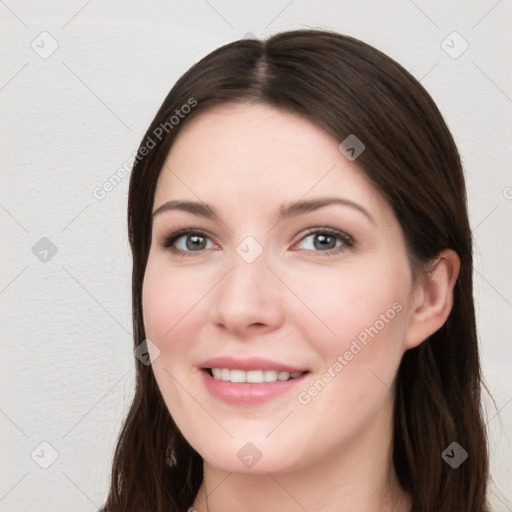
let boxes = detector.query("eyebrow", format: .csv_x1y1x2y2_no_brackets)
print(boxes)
152,197,375,224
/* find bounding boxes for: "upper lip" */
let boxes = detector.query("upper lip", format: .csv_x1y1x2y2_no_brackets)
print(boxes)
200,356,308,373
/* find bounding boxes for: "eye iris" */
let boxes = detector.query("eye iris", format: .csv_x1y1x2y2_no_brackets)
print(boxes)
314,233,336,250
187,234,206,250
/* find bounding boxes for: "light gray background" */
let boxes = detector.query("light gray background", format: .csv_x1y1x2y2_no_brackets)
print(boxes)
1,1,511,511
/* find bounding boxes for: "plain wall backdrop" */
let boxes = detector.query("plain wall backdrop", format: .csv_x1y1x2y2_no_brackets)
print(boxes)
1,1,511,510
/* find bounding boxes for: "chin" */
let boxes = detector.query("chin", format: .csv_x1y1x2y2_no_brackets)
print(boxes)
192,438,298,475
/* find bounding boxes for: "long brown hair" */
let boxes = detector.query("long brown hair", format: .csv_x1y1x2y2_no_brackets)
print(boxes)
102,29,490,512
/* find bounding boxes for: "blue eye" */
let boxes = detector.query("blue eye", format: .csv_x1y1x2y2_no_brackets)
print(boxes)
295,227,353,254
160,229,214,256
160,227,354,257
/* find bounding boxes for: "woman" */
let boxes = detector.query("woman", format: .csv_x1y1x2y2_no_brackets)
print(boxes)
100,29,490,512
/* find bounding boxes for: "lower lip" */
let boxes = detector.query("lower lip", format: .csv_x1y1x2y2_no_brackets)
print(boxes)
201,370,308,405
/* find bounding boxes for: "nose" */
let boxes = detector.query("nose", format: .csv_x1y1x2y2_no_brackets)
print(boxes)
210,248,284,337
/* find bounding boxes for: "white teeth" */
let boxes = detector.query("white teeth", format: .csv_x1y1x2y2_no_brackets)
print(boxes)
230,369,246,383
263,370,278,382
210,368,305,383
246,370,263,383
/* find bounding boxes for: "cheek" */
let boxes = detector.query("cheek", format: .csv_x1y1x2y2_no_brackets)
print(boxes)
292,266,408,407
294,266,406,349
289,273,407,443
141,262,202,413
142,260,207,346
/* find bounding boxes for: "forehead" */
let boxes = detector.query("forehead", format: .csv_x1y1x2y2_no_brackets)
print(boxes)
167,102,336,172
153,102,389,224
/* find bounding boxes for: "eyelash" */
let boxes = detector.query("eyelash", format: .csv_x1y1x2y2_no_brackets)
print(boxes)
159,227,354,258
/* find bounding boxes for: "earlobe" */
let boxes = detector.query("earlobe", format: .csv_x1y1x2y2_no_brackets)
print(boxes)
404,249,460,350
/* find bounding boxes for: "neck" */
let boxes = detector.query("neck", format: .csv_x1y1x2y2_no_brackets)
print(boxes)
191,394,411,512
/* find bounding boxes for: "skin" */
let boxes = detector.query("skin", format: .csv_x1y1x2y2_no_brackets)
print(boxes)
142,102,460,512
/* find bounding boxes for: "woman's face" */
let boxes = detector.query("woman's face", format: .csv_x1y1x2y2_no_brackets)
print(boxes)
142,102,418,475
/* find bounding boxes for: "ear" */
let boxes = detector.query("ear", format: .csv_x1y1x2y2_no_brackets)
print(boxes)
404,249,460,350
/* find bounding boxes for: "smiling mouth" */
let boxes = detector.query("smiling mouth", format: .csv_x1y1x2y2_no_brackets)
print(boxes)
204,368,309,383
